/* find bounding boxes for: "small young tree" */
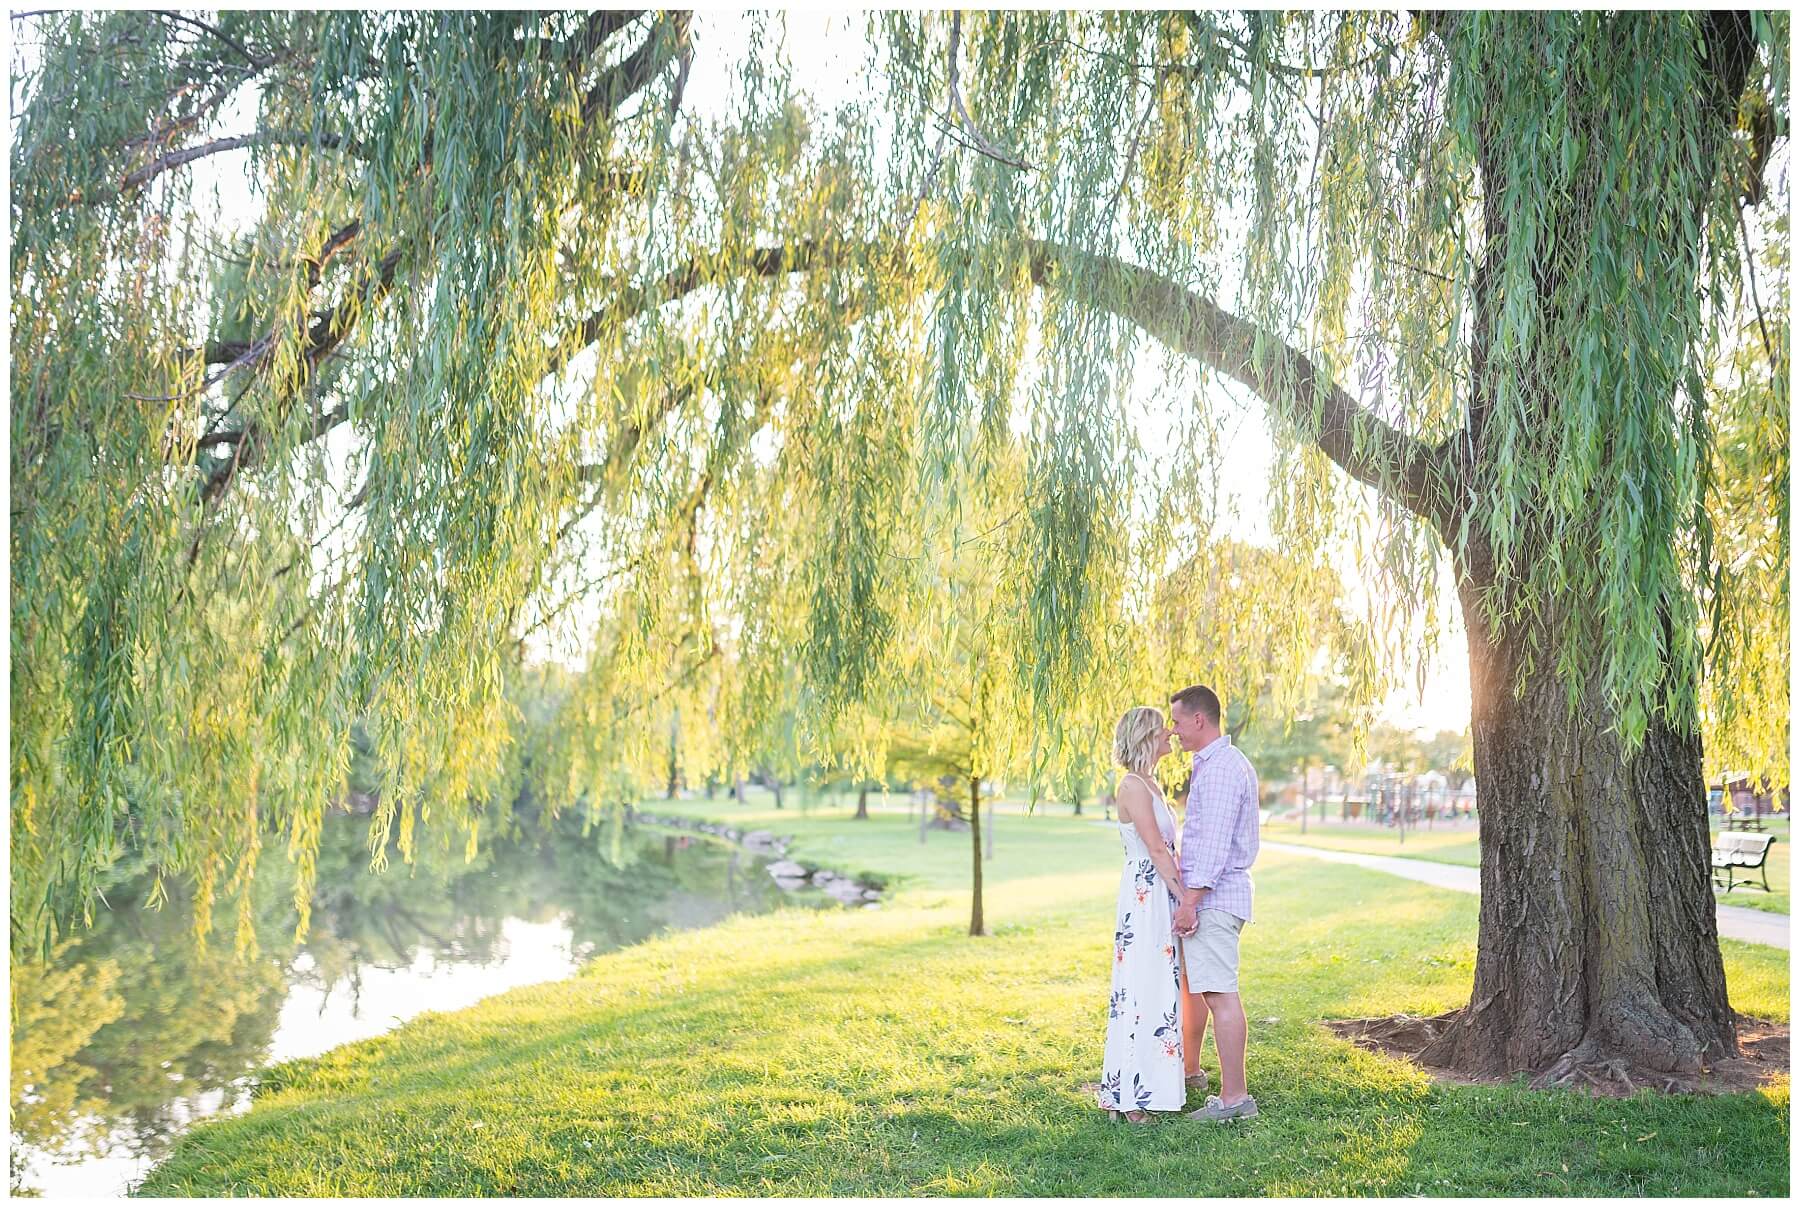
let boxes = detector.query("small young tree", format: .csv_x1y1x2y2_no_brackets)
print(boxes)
823,451,1056,936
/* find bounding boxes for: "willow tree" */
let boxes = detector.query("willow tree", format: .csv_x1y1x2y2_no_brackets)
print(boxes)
864,9,1789,1086
10,9,1790,1088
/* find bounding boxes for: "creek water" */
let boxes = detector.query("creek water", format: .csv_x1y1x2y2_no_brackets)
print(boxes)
10,809,814,1198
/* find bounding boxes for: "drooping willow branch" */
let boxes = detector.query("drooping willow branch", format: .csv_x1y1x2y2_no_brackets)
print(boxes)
549,236,1456,527
1023,242,1457,528
157,13,1757,635
195,225,1458,547
88,12,665,207
174,14,688,499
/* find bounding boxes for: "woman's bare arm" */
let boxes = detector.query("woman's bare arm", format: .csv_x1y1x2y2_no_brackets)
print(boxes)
1119,775,1183,893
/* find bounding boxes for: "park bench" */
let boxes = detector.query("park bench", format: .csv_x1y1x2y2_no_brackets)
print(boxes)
1711,831,1776,894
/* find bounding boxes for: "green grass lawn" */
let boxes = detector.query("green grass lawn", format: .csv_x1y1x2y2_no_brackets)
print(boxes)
1263,816,1789,916
140,796,1789,1197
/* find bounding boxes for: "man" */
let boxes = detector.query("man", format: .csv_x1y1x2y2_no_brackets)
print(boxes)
1168,683,1260,1122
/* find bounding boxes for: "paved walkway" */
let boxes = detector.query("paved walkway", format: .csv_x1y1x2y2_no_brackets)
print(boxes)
1262,840,1789,950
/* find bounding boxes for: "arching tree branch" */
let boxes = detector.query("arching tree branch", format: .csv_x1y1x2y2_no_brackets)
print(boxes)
548,241,831,376
582,10,692,122
1026,241,1455,526
149,10,268,69
552,237,1455,526
117,128,366,196
552,9,647,67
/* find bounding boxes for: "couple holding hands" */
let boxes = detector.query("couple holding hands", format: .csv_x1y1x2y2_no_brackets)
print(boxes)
1100,684,1261,1124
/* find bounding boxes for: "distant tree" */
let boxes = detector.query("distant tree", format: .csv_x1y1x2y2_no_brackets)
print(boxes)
837,450,1062,936
1064,755,1107,817
664,709,682,799
1422,729,1476,779
1235,679,1367,785
1146,540,1377,796
1362,723,1427,775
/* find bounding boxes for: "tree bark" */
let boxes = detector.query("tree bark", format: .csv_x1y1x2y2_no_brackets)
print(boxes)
854,783,870,820
968,775,985,936
1420,547,1737,1083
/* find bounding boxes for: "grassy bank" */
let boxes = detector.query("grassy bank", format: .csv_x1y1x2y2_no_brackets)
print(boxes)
141,798,1788,1197
1263,816,1789,916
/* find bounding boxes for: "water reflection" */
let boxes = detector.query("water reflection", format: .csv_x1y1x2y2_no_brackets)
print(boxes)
10,811,798,1197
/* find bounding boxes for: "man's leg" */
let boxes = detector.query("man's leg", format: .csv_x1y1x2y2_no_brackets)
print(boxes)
1178,956,1210,1079
1202,989,1248,1104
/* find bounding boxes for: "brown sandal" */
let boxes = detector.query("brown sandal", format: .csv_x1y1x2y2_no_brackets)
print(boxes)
1107,1109,1155,1125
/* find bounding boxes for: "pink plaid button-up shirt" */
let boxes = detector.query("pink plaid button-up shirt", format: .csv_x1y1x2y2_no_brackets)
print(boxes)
1178,734,1260,923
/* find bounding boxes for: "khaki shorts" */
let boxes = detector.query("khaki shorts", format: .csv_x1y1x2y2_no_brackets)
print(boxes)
1181,908,1244,994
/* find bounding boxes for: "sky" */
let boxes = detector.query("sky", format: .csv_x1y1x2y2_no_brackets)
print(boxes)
5,9,1474,736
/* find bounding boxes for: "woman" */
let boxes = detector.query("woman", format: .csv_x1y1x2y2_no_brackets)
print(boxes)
1097,705,1186,1123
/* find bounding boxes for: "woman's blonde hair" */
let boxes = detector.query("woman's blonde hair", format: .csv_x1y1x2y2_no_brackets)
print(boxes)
1113,705,1166,775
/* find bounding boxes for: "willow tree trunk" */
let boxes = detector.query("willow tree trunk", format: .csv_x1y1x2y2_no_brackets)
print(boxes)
854,783,870,820
1412,14,1754,1086
968,775,985,936
1422,549,1736,1083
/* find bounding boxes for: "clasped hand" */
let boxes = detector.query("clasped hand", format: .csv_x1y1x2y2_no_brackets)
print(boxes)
1172,897,1199,938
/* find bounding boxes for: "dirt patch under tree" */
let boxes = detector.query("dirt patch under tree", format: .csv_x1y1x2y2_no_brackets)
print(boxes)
1326,1011,1788,1096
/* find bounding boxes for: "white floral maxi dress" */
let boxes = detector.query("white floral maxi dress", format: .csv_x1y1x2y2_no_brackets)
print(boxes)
1098,775,1186,1113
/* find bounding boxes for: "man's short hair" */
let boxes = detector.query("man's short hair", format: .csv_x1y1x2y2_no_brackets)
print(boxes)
1170,684,1222,727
